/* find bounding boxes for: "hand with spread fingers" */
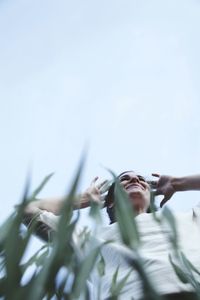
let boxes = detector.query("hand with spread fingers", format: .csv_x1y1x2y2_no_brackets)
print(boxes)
151,173,176,208
80,177,110,207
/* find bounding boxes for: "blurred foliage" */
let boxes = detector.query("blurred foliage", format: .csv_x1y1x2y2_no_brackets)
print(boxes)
0,162,200,300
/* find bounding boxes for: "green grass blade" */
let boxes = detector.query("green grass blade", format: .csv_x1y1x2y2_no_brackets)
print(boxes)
169,254,189,284
29,173,54,200
162,206,178,250
97,252,105,277
114,179,140,249
72,245,102,298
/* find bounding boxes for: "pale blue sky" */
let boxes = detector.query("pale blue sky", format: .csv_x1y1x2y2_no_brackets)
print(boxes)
1,0,200,232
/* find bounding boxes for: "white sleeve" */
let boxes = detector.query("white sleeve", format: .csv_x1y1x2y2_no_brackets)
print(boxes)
38,211,87,246
38,211,98,253
38,210,60,231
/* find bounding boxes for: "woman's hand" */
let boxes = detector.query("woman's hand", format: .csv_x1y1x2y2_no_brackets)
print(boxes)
151,173,176,208
80,177,109,207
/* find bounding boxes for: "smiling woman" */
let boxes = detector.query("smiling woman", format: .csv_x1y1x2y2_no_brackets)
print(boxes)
22,172,200,299
104,171,152,224
118,171,151,211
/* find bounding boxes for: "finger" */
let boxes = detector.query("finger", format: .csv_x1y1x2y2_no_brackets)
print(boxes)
160,197,169,208
99,181,112,194
97,180,108,189
90,176,99,186
148,180,158,188
152,173,160,178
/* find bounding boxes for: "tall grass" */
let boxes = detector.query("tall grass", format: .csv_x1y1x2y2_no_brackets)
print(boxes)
0,161,200,299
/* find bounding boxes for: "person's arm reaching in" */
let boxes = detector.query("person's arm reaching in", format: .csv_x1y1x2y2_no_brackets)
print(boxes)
23,177,108,241
151,174,200,208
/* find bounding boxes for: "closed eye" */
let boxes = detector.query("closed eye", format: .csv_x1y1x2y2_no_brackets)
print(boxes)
137,175,146,182
119,175,130,182
119,174,146,183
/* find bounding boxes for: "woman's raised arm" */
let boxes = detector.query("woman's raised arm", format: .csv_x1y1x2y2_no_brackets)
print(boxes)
151,174,200,208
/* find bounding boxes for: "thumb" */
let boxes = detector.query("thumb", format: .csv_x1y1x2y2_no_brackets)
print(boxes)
160,197,169,208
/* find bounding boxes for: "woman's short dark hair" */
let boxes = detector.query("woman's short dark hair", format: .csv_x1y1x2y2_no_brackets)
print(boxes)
104,182,115,224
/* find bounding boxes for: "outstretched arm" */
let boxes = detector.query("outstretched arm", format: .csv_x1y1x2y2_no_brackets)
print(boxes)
24,177,108,215
23,177,108,241
152,174,200,207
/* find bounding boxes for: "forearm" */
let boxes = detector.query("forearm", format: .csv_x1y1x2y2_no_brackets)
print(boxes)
25,195,90,216
172,175,200,192
23,195,90,239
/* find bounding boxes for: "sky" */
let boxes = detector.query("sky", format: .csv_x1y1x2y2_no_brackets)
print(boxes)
1,0,200,244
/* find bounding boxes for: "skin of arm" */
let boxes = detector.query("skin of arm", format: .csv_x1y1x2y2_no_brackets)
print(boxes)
23,177,107,241
24,176,107,216
153,174,200,207
24,196,89,216
172,175,200,192
22,195,92,242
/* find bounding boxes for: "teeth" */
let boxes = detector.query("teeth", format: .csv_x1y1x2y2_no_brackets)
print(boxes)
126,184,143,190
127,185,140,188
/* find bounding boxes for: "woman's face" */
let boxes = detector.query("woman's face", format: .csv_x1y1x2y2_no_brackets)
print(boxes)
118,171,151,213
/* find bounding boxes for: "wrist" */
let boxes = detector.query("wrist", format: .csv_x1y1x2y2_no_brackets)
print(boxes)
171,176,185,192
74,195,89,209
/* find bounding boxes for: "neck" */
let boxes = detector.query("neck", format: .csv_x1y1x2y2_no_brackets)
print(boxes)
134,206,147,216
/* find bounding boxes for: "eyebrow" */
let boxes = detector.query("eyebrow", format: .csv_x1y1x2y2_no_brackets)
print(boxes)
118,172,146,182
117,171,133,178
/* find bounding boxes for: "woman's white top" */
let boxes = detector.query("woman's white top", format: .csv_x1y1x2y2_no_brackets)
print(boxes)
39,205,200,299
